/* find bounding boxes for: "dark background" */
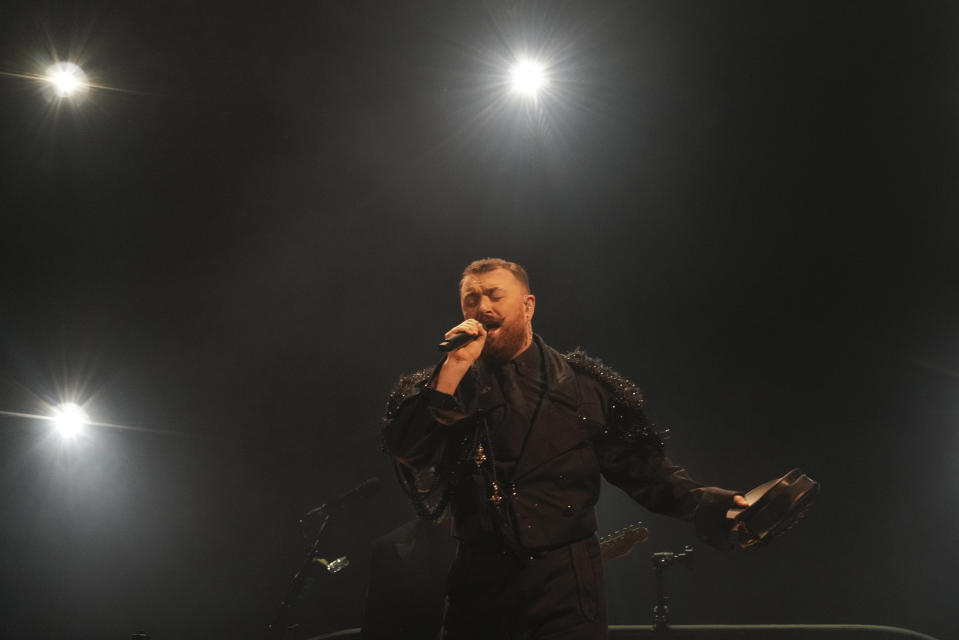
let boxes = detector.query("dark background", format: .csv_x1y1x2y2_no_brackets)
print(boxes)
1,1,956,638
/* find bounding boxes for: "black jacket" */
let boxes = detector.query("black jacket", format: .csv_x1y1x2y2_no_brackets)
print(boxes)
383,336,738,552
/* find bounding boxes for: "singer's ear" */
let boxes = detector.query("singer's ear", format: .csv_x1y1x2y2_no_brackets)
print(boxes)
524,295,535,317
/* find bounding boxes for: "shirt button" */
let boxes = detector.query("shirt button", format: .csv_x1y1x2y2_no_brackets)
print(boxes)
527,522,535,529
564,505,574,516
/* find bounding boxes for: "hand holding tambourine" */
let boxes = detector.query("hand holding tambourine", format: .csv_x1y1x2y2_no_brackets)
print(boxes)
726,469,820,549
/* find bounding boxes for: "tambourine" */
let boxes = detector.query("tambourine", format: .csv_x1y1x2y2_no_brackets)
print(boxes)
726,468,820,549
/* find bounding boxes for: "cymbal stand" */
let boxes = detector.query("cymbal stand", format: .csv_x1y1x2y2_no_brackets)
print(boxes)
267,511,349,639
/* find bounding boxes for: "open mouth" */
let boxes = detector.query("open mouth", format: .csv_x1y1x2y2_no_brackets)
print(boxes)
483,321,503,337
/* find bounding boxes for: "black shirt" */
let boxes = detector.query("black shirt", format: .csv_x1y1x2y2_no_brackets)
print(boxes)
489,341,547,474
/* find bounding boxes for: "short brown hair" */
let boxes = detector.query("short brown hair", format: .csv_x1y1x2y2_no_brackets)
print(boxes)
460,258,530,292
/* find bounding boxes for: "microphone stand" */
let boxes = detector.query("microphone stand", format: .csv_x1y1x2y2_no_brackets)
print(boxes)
651,545,694,634
267,510,349,640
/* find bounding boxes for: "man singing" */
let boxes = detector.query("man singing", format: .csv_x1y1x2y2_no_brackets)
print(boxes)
383,258,748,640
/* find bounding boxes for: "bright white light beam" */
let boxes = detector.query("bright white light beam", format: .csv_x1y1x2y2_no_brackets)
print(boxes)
52,402,89,438
510,58,548,98
45,62,88,98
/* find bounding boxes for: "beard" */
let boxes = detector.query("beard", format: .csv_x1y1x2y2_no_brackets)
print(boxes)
481,318,530,364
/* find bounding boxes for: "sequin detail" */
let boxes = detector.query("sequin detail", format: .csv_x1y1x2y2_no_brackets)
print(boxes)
473,443,487,468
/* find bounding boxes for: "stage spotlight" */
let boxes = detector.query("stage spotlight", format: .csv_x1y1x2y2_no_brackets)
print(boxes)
52,402,88,438
45,62,88,98
510,57,547,97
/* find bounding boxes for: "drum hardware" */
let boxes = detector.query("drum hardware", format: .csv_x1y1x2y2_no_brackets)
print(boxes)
267,505,350,638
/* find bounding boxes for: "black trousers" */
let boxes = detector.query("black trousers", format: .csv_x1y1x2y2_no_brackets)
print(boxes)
442,535,607,640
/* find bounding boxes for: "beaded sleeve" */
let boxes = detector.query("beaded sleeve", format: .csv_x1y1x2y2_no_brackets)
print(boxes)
565,350,703,518
383,367,479,521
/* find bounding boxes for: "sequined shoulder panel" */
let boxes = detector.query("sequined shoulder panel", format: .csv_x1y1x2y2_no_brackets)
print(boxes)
563,349,645,413
384,366,434,420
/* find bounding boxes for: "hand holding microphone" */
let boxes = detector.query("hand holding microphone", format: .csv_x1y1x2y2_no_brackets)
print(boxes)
438,320,488,352
433,319,487,395
439,319,487,362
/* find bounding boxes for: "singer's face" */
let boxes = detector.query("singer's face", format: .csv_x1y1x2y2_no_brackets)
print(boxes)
460,268,535,363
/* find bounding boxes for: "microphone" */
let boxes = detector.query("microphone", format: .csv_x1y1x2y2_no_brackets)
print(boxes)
438,323,493,352
302,477,381,519
438,332,479,352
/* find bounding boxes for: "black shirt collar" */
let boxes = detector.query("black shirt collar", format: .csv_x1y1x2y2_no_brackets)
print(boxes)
510,339,541,378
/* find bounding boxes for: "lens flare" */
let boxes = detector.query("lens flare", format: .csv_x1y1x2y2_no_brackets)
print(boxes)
510,58,548,97
45,62,88,98
52,402,88,438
